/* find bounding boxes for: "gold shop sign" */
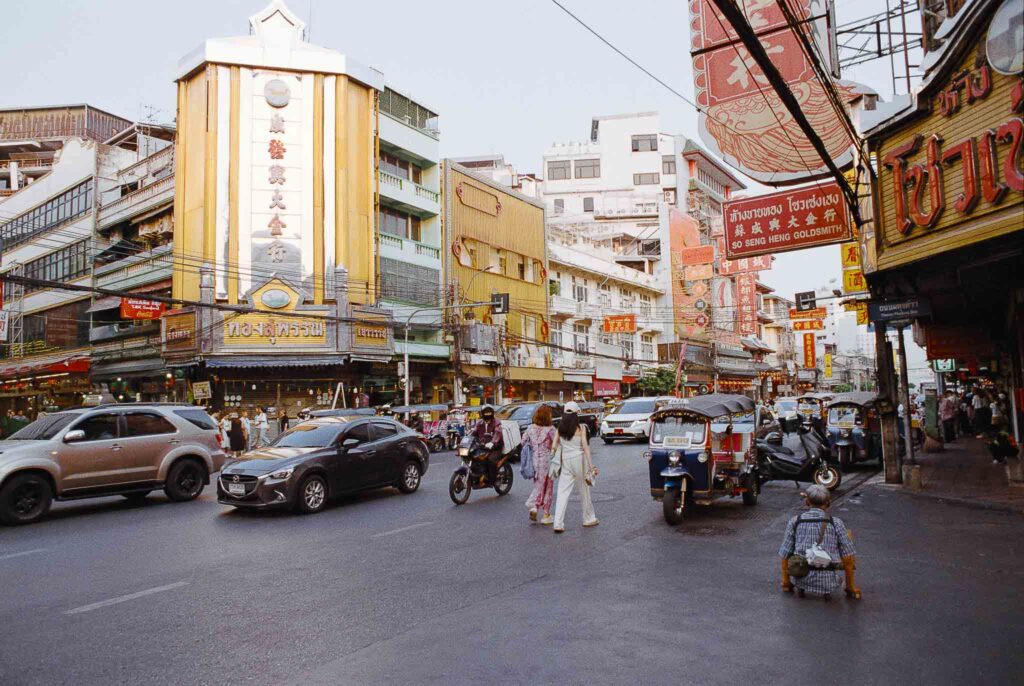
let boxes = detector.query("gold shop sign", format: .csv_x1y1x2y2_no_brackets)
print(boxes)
354,322,389,347
224,316,327,347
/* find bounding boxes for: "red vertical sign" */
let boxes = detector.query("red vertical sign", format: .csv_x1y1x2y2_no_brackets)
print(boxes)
803,333,816,369
735,272,758,336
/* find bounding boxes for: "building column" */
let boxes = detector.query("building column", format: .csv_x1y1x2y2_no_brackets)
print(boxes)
9,161,18,191
874,322,901,484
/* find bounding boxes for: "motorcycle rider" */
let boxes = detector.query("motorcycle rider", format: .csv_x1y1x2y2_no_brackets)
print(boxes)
472,405,505,484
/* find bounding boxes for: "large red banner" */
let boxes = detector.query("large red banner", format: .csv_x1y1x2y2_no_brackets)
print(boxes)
688,0,858,185
121,297,166,320
722,182,852,259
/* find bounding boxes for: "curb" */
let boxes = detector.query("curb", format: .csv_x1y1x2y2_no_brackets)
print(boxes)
870,481,1024,515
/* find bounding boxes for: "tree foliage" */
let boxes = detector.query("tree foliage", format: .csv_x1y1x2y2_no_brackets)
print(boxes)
637,367,678,395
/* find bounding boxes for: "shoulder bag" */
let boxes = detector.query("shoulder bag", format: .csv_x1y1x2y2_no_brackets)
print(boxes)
520,435,536,480
786,516,832,578
548,441,563,479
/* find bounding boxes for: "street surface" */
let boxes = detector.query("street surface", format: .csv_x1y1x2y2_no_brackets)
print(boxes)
1,441,1021,685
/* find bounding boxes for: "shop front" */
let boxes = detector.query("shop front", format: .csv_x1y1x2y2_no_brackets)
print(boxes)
863,0,1024,476
714,345,759,398
506,366,563,403
0,351,91,416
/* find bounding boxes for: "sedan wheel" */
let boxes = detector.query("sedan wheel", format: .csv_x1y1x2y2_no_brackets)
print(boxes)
398,461,422,494
296,475,328,514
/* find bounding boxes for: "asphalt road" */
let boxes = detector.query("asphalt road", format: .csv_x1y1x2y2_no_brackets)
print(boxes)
1,441,1021,685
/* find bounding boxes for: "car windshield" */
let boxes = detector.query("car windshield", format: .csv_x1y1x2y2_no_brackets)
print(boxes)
496,404,536,420
272,422,347,448
798,400,820,414
775,400,798,413
614,399,657,415
7,413,76,440
652,417,706,444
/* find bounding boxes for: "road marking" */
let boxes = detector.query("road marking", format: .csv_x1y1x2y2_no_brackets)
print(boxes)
372,521,434,538
0,548,47,561
63,581,190,616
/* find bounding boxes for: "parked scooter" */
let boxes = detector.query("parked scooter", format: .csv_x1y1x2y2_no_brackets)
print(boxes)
756,415,842,491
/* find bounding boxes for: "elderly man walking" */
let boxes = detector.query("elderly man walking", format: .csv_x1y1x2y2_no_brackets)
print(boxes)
779,485,861,600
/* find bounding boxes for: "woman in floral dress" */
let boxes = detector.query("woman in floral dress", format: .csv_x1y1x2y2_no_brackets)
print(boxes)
523,404,557,525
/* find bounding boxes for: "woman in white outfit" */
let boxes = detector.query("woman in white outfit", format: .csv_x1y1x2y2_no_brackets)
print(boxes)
551,402,599,533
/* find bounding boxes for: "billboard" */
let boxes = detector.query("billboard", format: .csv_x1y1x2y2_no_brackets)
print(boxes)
688,0,858,185
603,314,637,334
723,182,852,258
121,297,166,320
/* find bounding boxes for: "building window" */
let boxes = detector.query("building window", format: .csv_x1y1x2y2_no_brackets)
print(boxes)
572,277,588,303
573,323,589,354
639,293,652,318
0,180,93,250
379,152,422,183
620,335,634,359
633,173,660,186
631,134,657,152
550,327,562,347
641,333,655,360
378,207,421,241
547,160,571,181
583,197,594,213
598,283,611,305
549,278,561,296
380,257,440,306
662,155,676,175
552,198,564,215
574,159,600,179
599,332,613,345
3,240,91,300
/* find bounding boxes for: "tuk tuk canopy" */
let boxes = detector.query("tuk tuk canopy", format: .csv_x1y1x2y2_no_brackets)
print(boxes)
827,392,879,408
649,394,755,421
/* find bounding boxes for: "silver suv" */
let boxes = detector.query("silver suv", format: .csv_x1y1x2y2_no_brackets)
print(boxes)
0,403,226,525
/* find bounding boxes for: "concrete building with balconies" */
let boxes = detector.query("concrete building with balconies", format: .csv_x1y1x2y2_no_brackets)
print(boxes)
0,104,140,412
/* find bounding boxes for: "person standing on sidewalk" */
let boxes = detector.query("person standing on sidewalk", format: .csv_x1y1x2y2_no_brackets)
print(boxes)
523,404,557,525
940,391,957,443
253,406,269,448
240,410,253,451
779,485,861,600
551,402,598,534
973,389,991,437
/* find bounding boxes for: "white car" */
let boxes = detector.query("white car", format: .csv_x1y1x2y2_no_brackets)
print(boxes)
599,397,673,443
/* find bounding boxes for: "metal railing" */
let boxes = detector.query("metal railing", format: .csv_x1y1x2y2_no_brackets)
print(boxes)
378,170,440,205
378,232,441,261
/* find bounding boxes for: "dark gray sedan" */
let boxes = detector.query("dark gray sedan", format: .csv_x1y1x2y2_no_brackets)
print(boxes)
217,417,430,514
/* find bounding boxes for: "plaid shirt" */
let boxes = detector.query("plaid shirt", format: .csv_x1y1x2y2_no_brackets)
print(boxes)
778,508,856,595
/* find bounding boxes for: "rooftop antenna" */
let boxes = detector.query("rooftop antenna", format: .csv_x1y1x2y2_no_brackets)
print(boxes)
306,0,313,42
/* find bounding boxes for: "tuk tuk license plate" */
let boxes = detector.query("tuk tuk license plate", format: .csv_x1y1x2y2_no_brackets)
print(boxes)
614,429,624,434
228,483,246,496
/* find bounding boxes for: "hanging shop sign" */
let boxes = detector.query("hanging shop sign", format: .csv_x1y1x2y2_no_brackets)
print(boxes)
842,268,866,293
872,37,1024,273
162,309,197,354
824,353,833,378
354,322,389,347
723,182,853,259
669,209,711,339
602,314,637,334
924,325,994,361
735,273,758,336
680,245,716,265
224,316,327,347
687,0,859,185
790,307,827,320
0,310,8,343
931,358,956,372
715,238,775,275
121,297,166,320
803,333,816,369
867,297,932,323
191,381,212,400
593,379,621,398
793,319,825,331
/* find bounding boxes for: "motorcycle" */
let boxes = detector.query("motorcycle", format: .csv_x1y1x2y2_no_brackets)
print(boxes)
448,435,514,505
756,415,842,491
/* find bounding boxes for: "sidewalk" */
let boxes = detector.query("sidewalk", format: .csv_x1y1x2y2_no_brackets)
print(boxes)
895,436,1024,513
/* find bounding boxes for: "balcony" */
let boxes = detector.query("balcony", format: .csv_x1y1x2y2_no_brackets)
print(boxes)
378,170,440,217
549,296,577,319
97,176,174,230
94,244,173,291
378,232,441,270
379,114,440,166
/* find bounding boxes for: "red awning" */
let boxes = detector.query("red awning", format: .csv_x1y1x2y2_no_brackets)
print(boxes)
622,375,638,384
0,355,90,379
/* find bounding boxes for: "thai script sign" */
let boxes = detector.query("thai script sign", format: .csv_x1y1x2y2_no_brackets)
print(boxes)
680,245,715,265
225,317,326,346
162,309,197,354
790,307,827,319
723,182,852,258
687,0,858,185
354,323,389,346
602,314,637,334
121,297,166,320
867,298,932,323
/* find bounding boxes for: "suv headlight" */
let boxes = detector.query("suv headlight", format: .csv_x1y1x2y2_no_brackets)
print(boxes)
267,467,294,480
668,451,681,465
697,451,709,463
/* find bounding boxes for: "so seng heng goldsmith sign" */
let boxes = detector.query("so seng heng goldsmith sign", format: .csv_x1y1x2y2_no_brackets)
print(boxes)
722,183,852,259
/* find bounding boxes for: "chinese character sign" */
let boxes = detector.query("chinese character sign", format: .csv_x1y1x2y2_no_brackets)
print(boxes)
793,319,824,331
603,315,637,334
803,333,816,368
669,209,712,338
687,0,859,185
723,182,852,258
735,272,758,336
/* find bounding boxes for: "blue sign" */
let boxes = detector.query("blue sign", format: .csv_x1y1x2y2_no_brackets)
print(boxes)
867,298,931,323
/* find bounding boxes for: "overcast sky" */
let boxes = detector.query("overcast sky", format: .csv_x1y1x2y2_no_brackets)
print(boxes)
3,0,920,303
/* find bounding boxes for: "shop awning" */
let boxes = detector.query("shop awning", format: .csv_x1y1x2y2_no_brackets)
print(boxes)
715,357,758,377
86,296,122,313
91,357,167,378
564,372,594,384
0,353,90,379
716,346,753,360
205,356,346,369
461,364,496,378
394,341,451,359
507,367,563,382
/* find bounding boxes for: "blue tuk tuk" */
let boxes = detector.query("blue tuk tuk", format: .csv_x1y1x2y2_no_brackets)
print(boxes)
826,392,882,469
645,394,762,525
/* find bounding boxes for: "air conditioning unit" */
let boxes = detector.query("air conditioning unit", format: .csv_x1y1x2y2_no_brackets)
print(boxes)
664,189,677,205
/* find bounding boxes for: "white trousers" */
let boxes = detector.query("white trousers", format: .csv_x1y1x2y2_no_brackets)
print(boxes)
553,452,596,529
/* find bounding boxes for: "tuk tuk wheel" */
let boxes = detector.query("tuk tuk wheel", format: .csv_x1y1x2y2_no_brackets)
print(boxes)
838,445,853,470
663,487,685,525
449,472,471,505
494,463,514,496
814,464,842,491
429,436,445,453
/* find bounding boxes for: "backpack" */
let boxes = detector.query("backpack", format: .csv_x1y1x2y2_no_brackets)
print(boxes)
520,440,536,480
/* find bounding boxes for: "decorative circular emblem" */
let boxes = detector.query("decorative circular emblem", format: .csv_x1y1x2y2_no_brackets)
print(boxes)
986,0,1023,75
232,475,240,483
261,288,291,309
264,79,291,108
694,299,707,311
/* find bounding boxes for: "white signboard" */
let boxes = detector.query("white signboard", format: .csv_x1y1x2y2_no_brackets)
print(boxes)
0,310,9,342
192,381,212,400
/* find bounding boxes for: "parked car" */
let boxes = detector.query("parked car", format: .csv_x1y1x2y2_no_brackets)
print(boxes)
599,396,673,443
0,404,226,525
575,401,605,437
217,416,430,514
495,401,563,435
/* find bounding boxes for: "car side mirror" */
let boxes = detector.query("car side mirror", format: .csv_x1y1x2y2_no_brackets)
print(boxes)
341,438,360,450
63,429,86,443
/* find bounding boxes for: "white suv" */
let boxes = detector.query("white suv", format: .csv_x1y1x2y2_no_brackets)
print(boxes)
0,404,226,525
600,397,673,443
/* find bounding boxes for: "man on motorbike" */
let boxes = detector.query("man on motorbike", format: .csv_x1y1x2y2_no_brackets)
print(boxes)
472,405,505,483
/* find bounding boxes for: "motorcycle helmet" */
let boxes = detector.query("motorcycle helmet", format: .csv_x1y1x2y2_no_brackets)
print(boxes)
480,404,495,419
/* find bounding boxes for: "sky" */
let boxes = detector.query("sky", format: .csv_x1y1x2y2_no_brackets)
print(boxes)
2,0,921,303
